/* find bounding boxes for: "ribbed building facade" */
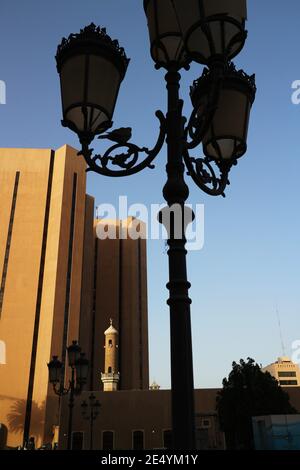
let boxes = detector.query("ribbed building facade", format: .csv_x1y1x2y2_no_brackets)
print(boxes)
79,218,149,392
0,146,149,449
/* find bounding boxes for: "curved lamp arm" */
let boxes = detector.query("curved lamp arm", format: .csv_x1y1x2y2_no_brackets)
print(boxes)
78,111,166,177
183,148,233,198
52,382,70,396
52,375,83,396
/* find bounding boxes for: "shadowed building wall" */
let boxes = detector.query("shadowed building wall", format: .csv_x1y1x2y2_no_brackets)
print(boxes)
79,218,149,391
0,146,150,448
0,145,86,448
58,388,226,450
58,387,300,450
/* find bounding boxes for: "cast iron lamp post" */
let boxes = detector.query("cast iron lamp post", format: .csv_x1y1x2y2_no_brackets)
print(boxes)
81,393,101,450
55,0,256,450
47,341,89,450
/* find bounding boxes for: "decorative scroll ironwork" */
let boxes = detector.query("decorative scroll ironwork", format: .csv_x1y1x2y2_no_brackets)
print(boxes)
56,23,130,71
52,379,83,397
183,149,234,197
78,111,166,177
52,382,70,396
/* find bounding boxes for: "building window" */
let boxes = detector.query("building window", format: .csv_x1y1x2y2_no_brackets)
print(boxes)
279,380,298,386
132,430,144,450
201,418,211,428
72,431,84,450
163,430,173,449
108,366,112,373
278,371,296,377
109,339,113,347
103,431,114,450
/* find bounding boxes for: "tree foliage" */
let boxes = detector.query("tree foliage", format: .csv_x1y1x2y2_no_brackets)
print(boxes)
216,357,297,449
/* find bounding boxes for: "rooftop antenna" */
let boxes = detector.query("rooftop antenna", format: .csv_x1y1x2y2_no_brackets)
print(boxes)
276,307,286,357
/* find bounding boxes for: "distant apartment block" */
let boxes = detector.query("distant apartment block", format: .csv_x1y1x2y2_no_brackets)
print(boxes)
262,357,300,387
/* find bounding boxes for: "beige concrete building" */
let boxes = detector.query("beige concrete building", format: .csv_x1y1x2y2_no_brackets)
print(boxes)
0,147,149,449
262,357,300,387
0,145,87,448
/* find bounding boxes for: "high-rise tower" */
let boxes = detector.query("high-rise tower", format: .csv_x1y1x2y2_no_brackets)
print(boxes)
79,218,149,392
0,145,87,448
0,146,150,449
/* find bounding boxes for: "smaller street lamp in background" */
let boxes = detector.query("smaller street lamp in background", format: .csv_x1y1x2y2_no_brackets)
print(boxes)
47,340,89,450
81,393,101,450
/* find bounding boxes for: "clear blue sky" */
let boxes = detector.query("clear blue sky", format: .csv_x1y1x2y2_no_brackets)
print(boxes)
1,1,300,389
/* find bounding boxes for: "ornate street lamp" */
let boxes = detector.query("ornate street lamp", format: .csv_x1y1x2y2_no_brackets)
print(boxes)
47,356,63,384
55,0,256,450
143,0,189,69
75,353,89,387
191,65,255,161
185,62,256,195
67,340,82,367
81,393,101,450
47,341,89,450
56,24,129,141
171,0,248,65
